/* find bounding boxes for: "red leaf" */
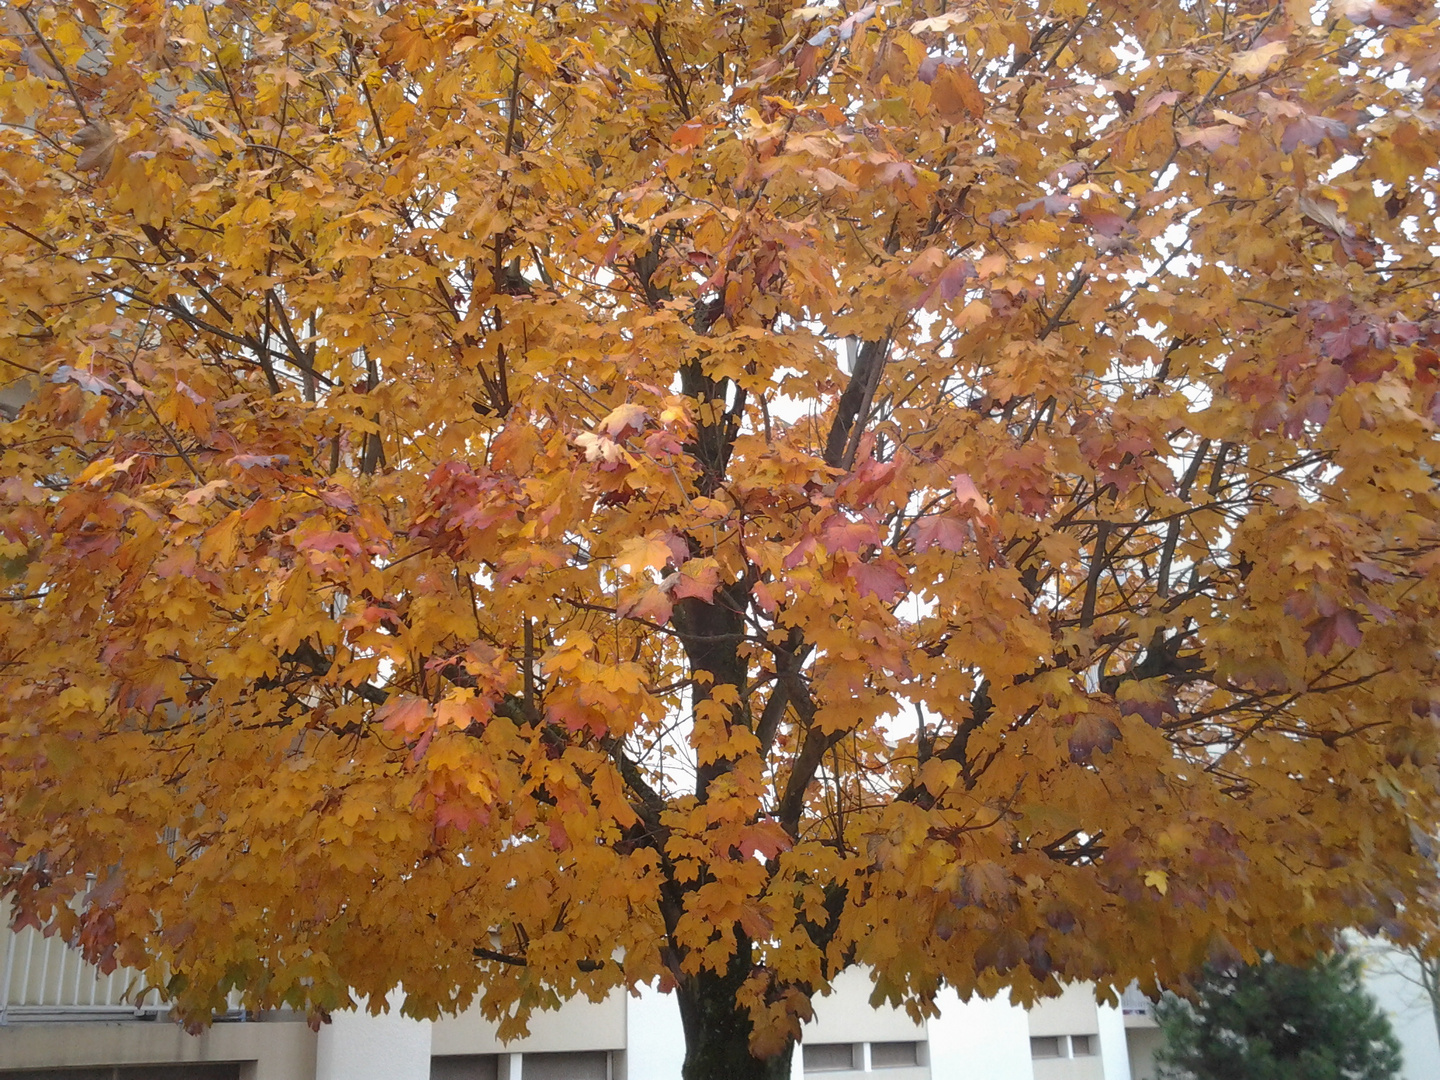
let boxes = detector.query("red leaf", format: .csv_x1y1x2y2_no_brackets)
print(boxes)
670,561,720,602
783,535,818,569
379,695,433,735
913,514,969,553
1304,610,1363,655
849,559,906,601
738,820,792,860
618,586,674,624
822,516,881,553
549,819,571,851
1082,210,1130,238
295,529,363,557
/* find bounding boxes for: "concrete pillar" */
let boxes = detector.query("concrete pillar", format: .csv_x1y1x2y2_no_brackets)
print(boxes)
927,987,1035,1080
1096,999,1133,1080
315,989,433,1080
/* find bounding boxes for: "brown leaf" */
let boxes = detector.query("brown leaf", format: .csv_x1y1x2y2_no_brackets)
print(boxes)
1281,114,1349,153
930,63,985,122
72,120,118,173
1068,713,1121,763
1178,125,1240,152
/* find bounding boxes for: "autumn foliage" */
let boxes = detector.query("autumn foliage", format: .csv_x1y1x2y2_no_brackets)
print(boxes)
3,0,1440,1076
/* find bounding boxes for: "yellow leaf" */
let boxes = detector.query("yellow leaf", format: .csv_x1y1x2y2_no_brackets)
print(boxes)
1231,40,1288,78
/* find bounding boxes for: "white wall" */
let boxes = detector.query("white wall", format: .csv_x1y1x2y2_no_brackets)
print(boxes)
315,990,432,1080
928,988,1035,1080
621,981,686,1080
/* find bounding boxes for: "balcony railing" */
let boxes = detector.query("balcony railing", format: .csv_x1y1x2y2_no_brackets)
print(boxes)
1,898,167,1024
1120,983,1158,1027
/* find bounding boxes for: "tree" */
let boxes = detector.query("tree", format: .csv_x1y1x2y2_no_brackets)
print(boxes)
2,1,1440,1077
1155,953,1403,1080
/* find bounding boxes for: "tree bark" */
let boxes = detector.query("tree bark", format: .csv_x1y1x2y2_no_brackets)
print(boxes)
676,946,794,1080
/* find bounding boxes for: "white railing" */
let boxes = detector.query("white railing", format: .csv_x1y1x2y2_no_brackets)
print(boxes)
1,897,167,1024
1119,985,1152,1014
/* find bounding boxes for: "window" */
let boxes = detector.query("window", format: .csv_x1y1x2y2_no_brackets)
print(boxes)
431,1056,500,1080
1030,1036,1062,1058
521,1051,609,1080
1029,1035,1097,1060
803,1043,858,1072
869,1041,921,1068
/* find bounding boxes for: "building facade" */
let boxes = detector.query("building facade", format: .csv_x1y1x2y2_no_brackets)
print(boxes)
3,917,1435,1080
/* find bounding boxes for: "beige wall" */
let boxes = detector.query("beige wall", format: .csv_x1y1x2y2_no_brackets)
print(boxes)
1027,985,1104,1080
0,1018,317,1080
1125,1026,1163,1080
803,968,929,1046
1031,1058,1104,1080
1027,985,1100,1039
432,992,627,1056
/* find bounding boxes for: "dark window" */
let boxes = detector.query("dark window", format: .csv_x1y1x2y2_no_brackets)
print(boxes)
431,1055,500,1080
870,1041,921,1068
803,1043,857,1072
1030,1036,1062,1059
520,1051,608,1080
1070,1035,1095,1056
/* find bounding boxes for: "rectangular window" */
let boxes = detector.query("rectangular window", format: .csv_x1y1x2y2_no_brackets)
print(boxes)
431,1055,501,1080
520,1051,609,1080
1030,1036,1062,1059
869,1041,921,1068
1070,1035,1095,1056
803,1043,858,1072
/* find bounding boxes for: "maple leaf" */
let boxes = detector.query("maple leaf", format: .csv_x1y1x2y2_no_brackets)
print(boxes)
1178,125,1240,151
848,558,906,602
669,560,720,603
1304,610,1364,655
72,120,117,173
617,533,680,577
928,63,985,123
1281,114,1350,153
1068,713,1122,763
379,695,433,736
737,821,792,861
912,514,969,553
951,473,990,517
1231,40,1288,78
597,403,648,438
821,516,880,553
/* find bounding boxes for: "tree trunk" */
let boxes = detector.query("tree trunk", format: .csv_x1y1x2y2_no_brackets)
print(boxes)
676,959,794,1080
